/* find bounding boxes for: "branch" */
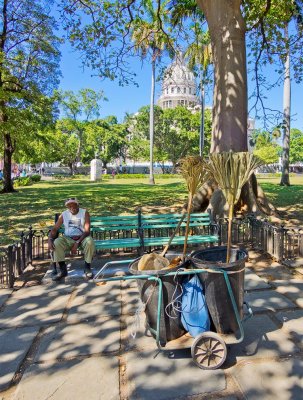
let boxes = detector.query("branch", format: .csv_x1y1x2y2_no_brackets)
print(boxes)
250,0,272,30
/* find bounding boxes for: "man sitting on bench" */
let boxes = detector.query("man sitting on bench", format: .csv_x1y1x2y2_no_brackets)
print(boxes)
48,197,96,281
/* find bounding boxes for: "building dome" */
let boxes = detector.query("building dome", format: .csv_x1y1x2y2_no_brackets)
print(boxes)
158,54,200,110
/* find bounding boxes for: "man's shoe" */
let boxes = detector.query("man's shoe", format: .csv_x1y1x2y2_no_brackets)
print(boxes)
50,263,57,277
83,266,93,279
52,263,68,282
52,270,68,281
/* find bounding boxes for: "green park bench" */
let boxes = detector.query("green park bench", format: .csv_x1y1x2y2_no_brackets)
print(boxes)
90,214,142,252
54,210,219,254
139,212,219,250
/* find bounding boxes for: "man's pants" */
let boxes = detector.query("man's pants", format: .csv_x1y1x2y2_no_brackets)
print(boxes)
52,236,96,264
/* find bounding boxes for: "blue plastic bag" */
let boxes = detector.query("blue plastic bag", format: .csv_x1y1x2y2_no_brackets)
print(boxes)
181,275,210,337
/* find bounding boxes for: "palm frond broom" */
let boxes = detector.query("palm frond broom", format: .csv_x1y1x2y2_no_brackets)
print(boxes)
179,156,210,260
205,152,263,263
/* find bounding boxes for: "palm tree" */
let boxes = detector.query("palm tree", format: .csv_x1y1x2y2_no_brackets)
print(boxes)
131,0,171,184
280,23,291,186
185,26,212,156
170,1,211,157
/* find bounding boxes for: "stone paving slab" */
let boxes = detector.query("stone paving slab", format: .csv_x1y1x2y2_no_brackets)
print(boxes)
244,290,297,313
226,314,300,363
126,349,226,400
0,286,73,329
122,279,138,289
121,283,141,316
42,266,92,285
12,356,119,400
275,309,303,346
271,279,303,308
67,281,121,322
75,281,121,302
34,318,120,362
229,358,303,400
0,289,13,308
124,312,156,351
0,326,39,392
244,269,271,290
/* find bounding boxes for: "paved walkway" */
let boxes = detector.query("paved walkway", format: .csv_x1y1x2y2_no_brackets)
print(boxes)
0,251,303,400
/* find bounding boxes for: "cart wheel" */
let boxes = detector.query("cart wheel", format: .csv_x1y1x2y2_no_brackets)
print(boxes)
191,332,227,370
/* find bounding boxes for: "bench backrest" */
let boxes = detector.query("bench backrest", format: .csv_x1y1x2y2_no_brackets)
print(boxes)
55,211,213,235
90,215,139,232
56,214,139,234
140,212,212,230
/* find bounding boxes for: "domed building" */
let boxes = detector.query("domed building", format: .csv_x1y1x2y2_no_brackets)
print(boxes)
158,54,200,110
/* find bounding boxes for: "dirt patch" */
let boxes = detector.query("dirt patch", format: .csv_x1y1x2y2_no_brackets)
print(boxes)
273,206,303,228
13,260,50,289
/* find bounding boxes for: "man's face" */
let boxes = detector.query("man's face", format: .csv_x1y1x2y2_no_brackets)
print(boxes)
67,203,79,215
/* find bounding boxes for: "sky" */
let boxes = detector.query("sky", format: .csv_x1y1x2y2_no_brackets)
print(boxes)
59,41,303,131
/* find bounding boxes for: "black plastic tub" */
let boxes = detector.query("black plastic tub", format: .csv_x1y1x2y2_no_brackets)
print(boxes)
129,255,188,343
189,246,247,334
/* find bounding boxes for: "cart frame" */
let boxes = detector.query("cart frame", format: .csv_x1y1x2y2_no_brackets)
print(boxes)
93,260,252,369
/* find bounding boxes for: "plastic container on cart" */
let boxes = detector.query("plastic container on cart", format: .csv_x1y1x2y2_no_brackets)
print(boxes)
189,246,247,334
129,255,188,343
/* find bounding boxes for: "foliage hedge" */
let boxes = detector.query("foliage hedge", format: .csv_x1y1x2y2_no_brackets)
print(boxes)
30,174,42,182
14,174,41,187
114,173,180,179
14,177,33,187
256,172,296,178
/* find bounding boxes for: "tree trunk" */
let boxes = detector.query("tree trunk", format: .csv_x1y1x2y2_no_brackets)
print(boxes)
280,24,291,186
199,77,205,156
192,174,276,218
0,100,16,193
149,56,155,185
1,133,16,193
68,162,74,175
194,0,277,217
197,0,248,152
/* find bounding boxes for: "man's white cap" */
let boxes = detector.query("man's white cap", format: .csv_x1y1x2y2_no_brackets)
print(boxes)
65,197,79,206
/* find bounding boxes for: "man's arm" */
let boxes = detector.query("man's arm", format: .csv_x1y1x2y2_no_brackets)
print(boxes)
48,214,64,250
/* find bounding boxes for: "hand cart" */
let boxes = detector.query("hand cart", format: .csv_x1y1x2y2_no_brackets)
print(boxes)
93,260,252,370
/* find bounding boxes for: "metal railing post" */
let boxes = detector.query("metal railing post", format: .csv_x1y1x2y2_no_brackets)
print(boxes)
20,231,26,272
28,226,33,265
7,245,14,288
276,225,286,262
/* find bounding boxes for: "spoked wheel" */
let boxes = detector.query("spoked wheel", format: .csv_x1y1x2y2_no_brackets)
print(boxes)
191,332,227,370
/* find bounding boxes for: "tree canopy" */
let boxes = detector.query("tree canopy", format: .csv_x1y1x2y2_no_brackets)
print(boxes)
0,0,61,192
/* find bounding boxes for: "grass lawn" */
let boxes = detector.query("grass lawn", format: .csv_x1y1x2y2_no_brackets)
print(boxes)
257,175,303,207
0,176,187,246
1,174,303,246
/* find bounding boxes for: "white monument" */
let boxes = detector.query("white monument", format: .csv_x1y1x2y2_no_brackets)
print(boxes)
90,158,103,181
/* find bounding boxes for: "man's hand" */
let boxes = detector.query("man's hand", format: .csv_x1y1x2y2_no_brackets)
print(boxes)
48,239,55,251
71,242,79,255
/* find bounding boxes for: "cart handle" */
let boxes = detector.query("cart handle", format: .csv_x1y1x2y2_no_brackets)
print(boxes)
93,259,136,281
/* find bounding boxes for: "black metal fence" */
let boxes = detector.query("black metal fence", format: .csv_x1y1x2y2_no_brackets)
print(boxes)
217,215,303,262
0,228,48,288
1,216,302,288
